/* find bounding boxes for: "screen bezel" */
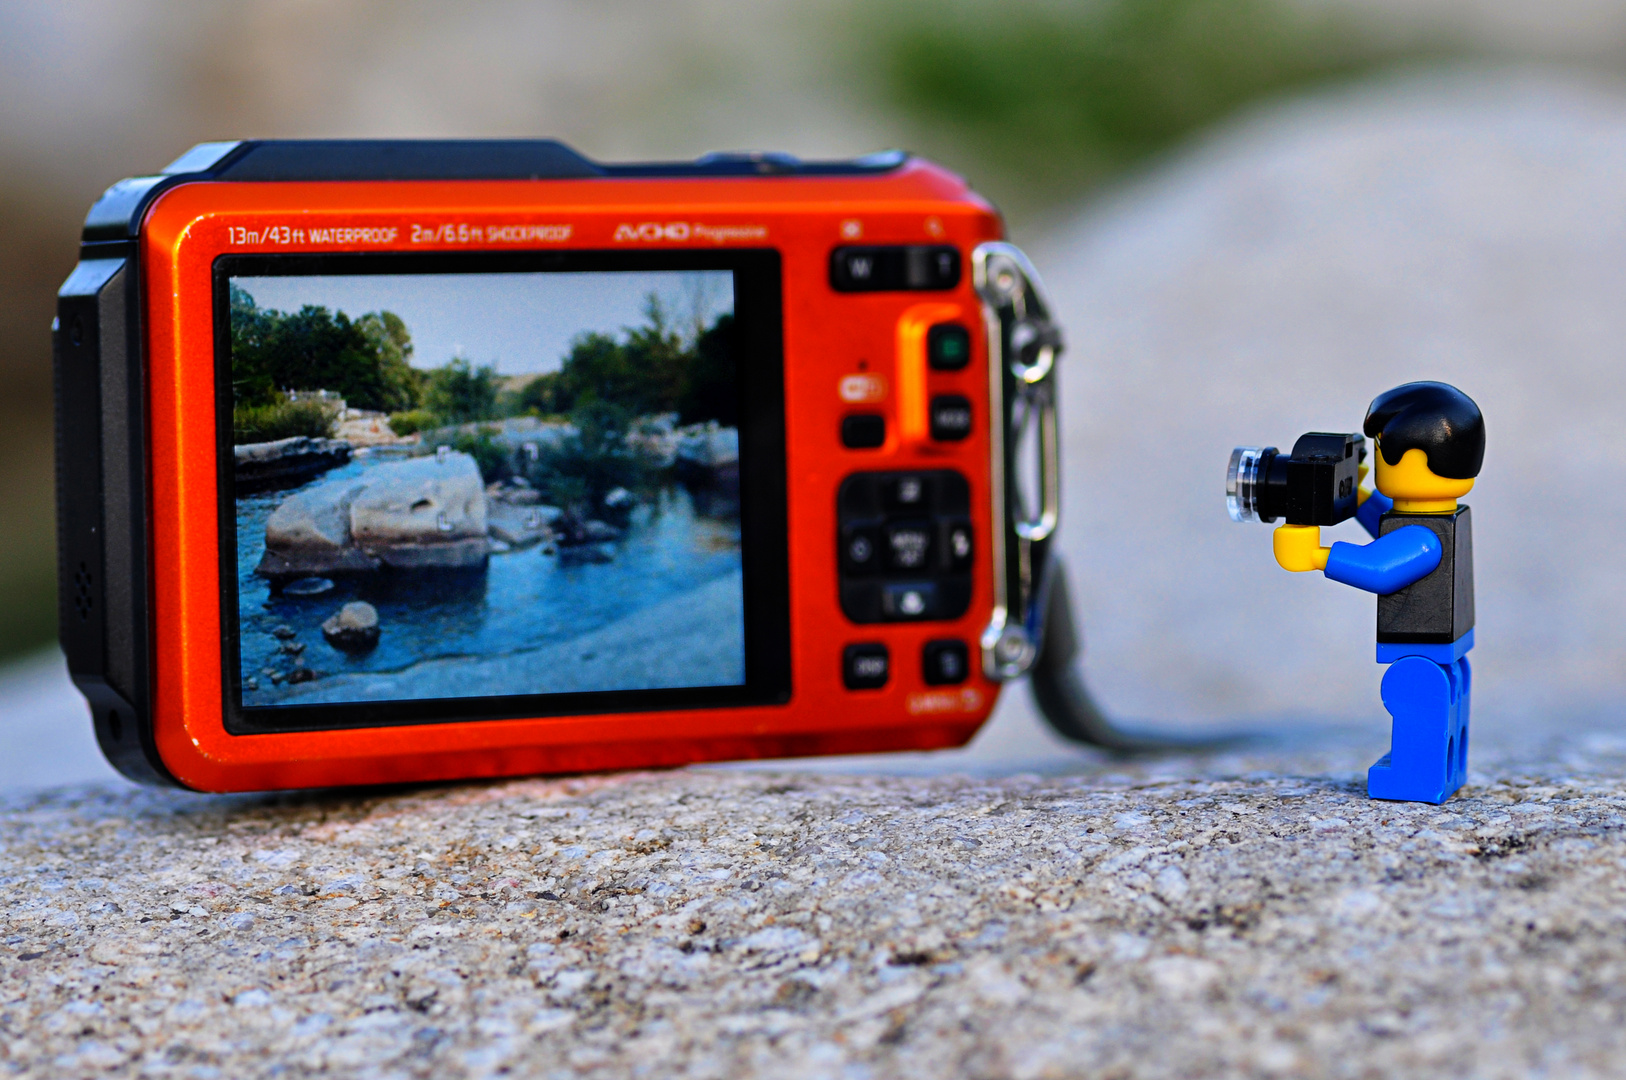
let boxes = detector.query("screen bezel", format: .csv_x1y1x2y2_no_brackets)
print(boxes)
212,249,790,734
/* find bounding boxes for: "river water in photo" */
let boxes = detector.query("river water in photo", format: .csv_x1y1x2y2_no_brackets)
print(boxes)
234,452,745,703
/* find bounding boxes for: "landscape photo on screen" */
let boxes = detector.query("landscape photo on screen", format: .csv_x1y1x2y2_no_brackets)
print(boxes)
226,268,745,707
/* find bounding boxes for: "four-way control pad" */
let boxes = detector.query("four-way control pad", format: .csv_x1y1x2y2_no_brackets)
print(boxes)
838,470,972,623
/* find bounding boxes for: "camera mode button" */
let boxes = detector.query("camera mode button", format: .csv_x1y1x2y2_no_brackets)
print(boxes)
843,643,890,690
880,582,937,620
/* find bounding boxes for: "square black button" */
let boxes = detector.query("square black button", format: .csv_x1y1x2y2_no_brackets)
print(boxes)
843,643,890,689
927,323,971,371
884,522,934,571
930,395,973,441
841,414,886,449
923,640,971,685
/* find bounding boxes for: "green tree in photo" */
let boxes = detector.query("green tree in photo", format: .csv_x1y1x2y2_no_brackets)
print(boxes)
354,310,422,413
617,295,689,416
538,294,736,425
228,285,422,413
513,371,566,417
550,331,623,415
424,357,501,424
677,313,736,426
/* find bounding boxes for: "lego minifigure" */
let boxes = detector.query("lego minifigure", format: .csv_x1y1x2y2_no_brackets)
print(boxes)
1273,382,1483,804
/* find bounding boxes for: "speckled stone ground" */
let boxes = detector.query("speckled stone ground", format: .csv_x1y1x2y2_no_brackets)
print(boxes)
6,731,1626,1079
11,65,1626,1080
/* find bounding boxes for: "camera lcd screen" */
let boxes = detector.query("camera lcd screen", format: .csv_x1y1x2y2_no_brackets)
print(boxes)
214,251,788,731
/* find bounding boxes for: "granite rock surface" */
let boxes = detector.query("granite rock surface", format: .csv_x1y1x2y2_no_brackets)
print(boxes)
5,734,1626,1079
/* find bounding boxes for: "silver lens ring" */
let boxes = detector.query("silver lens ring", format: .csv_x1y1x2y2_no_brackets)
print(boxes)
1226,446,1269,522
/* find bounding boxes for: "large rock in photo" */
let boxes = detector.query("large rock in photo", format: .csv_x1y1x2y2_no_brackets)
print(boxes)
258,451,490,579
255,480,379,578
348,453,490,569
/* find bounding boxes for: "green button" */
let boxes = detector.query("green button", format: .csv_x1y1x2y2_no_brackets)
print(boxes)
927,323,971,370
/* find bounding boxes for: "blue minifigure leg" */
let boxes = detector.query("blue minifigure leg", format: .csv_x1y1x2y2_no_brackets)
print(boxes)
1367,654,1468,804
1455,655,1471,785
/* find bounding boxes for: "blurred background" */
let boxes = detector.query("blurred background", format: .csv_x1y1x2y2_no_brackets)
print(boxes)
6,0,1626,786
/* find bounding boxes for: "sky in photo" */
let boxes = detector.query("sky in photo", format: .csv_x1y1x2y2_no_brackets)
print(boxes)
231,269,734,376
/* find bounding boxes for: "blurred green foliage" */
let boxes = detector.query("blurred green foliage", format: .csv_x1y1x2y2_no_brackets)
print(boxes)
871,0,1420,218
429,428,514,485
387,408,439,437
524,400,654,522
0,186,73,666
0,411,56,664
232,397,338,444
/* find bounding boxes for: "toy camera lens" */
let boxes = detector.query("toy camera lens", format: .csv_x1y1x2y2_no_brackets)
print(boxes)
1227,446,1268,523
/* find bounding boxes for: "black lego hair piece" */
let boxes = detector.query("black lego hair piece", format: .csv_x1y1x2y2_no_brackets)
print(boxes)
1363,381,1485,479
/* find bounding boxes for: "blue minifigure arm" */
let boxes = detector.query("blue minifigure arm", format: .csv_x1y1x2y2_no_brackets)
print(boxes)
1355,487,1393,539
1324,524,1440,594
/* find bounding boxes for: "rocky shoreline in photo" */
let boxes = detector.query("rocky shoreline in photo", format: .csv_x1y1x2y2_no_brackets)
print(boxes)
233,436,353,494
258,570,745,706
236,414,744,697
244,414,740,586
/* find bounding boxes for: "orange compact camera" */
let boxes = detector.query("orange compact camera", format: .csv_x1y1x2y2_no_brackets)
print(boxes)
54,140,1066,792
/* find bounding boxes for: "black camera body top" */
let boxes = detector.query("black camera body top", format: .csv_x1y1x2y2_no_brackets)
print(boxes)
1227,432,1366,527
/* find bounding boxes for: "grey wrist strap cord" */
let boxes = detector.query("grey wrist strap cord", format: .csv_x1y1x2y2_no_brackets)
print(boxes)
973,243,1247,756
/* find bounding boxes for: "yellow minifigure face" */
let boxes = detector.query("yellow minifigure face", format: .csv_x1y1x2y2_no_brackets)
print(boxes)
1374,444,1473,512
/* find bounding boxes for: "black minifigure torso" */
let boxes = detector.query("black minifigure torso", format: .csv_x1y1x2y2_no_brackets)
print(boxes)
1376,505,1473,644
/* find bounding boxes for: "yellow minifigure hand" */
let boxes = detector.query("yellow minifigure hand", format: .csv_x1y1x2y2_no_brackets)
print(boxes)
1273,524,1330,572
1356,462,1372,505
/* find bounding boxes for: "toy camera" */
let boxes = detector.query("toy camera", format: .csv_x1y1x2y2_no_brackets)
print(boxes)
1227,433,1366,527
